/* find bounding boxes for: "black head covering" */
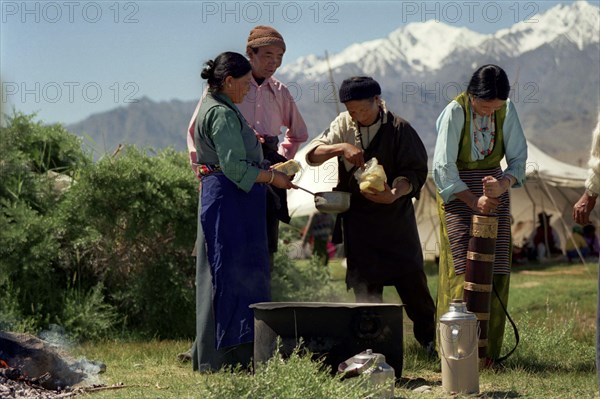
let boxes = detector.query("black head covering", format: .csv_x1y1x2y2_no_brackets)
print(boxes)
339,76,381,103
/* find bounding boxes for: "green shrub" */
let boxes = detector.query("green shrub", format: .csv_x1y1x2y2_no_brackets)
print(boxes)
57,145,198,338
0,112,89,212
0,112,354,341
0,112,93,334
1,114,198,339
0,202,64,324
59,284,118,341
272,250,346,302
0,279,41,333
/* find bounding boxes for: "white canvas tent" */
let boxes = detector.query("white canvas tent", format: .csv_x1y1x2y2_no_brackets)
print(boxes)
287,142,599,259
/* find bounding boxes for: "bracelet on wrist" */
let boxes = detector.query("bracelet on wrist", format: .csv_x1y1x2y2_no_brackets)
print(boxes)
268,170,275,184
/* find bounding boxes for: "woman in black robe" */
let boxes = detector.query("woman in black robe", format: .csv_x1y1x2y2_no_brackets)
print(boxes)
304,76,436,354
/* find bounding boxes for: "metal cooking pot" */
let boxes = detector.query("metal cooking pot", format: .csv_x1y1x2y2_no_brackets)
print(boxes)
295,186,350,214
250,302,404,376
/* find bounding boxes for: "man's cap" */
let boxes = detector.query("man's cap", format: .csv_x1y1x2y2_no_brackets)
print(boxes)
339,76,381,103
247,25,286,52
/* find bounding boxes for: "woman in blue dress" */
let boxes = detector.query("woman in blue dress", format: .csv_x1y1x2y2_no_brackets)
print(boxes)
191,52,293,371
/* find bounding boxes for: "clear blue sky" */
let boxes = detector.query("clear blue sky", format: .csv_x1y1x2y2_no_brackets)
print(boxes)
1,0,565,125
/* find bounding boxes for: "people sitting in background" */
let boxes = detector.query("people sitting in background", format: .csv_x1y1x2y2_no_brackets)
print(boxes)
565,225,589,263
530,212,562,262
583,224,600,257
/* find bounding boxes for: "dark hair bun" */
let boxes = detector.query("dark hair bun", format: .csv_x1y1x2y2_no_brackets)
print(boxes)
200,59,215,80
200,52,251,90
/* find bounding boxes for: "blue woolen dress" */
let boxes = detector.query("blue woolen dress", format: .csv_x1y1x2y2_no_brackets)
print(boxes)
192,92,269,371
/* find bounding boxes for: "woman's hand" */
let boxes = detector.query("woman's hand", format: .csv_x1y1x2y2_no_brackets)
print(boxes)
473,195,500,214
270,170,294,189
482,175,511,198
254,132,265,144
362,182,397,204
362,178,412,204
341,143,365,168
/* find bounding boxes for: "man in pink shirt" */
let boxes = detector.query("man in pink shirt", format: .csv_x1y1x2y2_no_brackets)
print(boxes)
186,26,308,266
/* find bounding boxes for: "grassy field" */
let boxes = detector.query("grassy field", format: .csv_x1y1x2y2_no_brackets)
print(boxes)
73,258,599,398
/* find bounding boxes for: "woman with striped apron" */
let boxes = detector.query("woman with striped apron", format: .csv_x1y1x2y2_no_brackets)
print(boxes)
191,52,293,372
433,64,527,363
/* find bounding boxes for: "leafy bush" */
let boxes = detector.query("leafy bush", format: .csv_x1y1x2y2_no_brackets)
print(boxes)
0,279,41,333
1,113,97,338
0,202,63,321
57,145,198,338
1,113,198,340
272,250,346,302
0,112,89,212
272,219,347,302
0,112,350,341
59,284,118,341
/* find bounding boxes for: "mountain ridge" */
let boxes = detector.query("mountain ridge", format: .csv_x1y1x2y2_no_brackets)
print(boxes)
68,1,600,166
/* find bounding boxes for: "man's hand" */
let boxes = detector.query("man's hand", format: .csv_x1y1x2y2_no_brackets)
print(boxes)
573,191,597,225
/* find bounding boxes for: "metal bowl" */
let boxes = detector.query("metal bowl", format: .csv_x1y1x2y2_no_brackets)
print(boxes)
314,191,351,214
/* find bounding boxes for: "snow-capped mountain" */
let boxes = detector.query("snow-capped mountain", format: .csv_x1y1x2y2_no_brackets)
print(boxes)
68,1,599,164
494,1,599,54
282,21,489,79
282,1,598,76
277,0,600,158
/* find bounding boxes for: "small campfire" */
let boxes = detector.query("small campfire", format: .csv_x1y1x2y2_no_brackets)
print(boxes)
0,331,106,399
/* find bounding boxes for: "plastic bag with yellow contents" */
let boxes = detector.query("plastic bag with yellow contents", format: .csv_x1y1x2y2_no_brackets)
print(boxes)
354,158,387,193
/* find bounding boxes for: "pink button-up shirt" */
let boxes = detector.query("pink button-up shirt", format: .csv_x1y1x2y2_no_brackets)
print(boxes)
237,76,308,159
187,76,308,177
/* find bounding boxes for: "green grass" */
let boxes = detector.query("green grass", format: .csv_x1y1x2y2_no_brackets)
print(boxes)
72,259,599,398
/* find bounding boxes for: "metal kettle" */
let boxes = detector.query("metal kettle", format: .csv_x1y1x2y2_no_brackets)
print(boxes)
439,299,479,394
338,349,395,399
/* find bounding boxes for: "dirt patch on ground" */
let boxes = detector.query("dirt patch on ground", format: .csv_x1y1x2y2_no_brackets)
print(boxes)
512,281,542,288
516,266,587,276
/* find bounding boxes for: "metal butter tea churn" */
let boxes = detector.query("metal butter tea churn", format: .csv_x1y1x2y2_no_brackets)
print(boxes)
338,349,395,399
439,299,479,395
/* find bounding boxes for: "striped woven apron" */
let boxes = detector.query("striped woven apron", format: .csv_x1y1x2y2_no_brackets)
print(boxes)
443,166,511,275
